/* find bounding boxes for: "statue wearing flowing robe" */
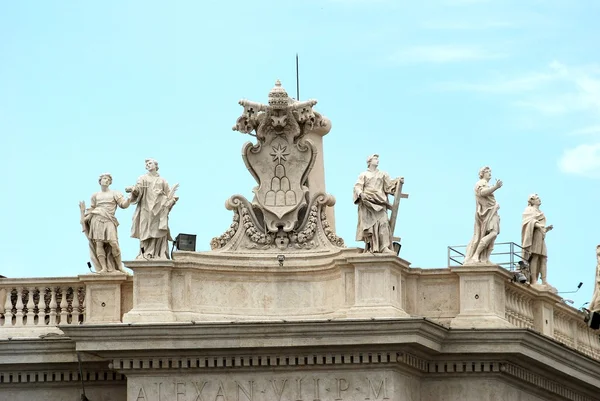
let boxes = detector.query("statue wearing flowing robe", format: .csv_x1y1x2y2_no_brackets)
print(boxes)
128,159,178,259
521,194,552,285
354,157,398,253
464,167,502,265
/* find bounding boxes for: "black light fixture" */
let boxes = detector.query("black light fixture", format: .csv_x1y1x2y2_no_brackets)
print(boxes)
559,282,583,294
393,242,401,256
584,308,600,330
174,234,197,252
513,260,529,284
77,352,91,401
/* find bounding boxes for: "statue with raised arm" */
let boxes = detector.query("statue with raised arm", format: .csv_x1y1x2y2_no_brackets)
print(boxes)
521,194,553,285
353,154,403,254
464,166,502,265
589,246,600,313
126,159,179,260
79,173,131,273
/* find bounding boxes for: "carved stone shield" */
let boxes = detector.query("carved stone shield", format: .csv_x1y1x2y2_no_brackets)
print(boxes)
244,136,313,230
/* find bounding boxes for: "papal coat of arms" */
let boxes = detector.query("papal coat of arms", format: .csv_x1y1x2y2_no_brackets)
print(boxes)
211,81,344,252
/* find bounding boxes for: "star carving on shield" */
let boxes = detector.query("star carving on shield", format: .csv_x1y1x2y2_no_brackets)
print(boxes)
270,144,290,164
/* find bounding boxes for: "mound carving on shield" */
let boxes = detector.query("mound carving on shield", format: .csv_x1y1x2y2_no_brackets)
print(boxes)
211,80,345,252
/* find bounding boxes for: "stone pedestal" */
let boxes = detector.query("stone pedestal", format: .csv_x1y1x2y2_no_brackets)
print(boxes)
121,249,411,323
450,264,513,329
79,273,129,324
122,261,176,323
533,291,561,336
344,254,410,318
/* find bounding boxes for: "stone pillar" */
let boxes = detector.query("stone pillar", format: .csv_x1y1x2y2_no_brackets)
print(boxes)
344,254,410,318
122,260,176,323
306,118,335,231
79,273,129,324
533,291,560,336
450,264,513,329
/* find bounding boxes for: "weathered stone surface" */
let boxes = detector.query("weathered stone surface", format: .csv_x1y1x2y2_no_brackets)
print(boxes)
212,81,344,253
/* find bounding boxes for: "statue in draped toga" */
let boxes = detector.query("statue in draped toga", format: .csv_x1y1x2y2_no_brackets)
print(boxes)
521,193,553,285
464,166,502,265
353,154,404,254
126,159,179,259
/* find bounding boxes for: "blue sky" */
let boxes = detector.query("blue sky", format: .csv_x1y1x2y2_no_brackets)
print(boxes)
1,1,599,308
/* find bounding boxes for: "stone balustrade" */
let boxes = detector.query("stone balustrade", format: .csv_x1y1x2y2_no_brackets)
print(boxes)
0,274,133,339
505,285,535,329
1,255,598,362
413,264,600,360
1,278,84,328
503,273,600,359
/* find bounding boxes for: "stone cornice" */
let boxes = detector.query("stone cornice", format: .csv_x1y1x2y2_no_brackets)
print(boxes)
61,318,448,352
60,319,600,388
4,321,600,401
442,328,600,389
0,337,76,364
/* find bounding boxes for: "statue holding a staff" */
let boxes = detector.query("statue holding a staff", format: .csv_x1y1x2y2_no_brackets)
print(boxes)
353,154,407,254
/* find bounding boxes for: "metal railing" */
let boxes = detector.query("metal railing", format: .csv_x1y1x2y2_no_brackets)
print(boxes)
448,242,526,271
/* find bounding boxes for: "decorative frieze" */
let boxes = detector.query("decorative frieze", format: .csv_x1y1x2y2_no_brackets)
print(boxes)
0,369,124,384
111,351,402,371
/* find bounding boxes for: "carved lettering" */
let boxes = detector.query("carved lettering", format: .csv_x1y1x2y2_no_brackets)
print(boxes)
135,387,148,401
295,377,304,401
335,378,349,400
270,379,287,401
313,378,320,401
366,378,389,400
193,381,208,401
236,380,254,401
215,380,229,401
176,382,186,401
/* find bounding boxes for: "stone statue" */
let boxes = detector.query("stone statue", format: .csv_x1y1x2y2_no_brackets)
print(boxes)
589,245,600,312
79,173,131,273
464,166,502,265
353,154,403,254
521,194,553,285
126,159,179,259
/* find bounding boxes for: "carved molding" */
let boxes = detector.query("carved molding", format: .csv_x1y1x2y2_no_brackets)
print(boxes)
502,362,596,401
110,351,402,371
0,369,124,384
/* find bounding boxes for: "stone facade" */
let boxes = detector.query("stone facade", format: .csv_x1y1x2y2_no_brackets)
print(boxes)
2,259,600,401
2,81,600,401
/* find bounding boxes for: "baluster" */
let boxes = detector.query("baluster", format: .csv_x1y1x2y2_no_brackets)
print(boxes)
505,290,514,323
514,294,523,327
81,286,86,323
15,287,24,326
527,299,534,327
71,287,80,325
3,287,13,327
26,287,36,326
59,286,69,325
38,288,48,326
49,287,58,325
